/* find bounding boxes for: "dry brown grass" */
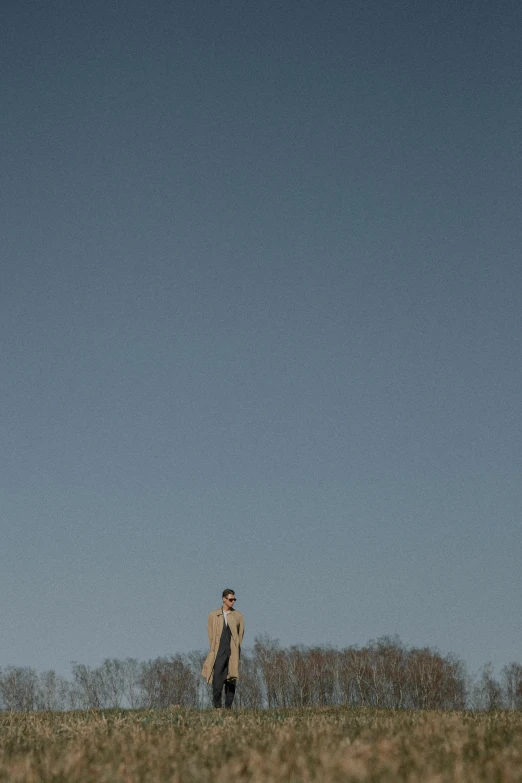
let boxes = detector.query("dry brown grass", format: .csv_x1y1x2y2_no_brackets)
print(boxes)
0,707,521,782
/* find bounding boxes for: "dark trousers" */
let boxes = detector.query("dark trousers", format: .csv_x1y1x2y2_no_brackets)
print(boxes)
212,623,236,708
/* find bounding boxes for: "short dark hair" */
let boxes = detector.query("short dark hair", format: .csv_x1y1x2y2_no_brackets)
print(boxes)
222,588,235,598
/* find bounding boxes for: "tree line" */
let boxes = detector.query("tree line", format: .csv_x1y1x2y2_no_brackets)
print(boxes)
1,636,521,712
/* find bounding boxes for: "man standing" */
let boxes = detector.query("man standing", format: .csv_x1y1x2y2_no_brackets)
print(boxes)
202,589,244,709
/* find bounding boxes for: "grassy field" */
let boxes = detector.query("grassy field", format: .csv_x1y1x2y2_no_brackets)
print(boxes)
0,707,521,782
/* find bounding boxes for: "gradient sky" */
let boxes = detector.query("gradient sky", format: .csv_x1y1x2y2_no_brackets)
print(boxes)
1,0,521,678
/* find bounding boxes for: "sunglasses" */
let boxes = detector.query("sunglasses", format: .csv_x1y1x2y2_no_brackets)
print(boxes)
226,597,237,602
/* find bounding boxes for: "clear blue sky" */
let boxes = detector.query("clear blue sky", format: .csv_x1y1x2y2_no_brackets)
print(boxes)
1,0,521,677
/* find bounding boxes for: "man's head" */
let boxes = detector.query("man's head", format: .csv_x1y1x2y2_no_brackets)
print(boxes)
222,589,236,610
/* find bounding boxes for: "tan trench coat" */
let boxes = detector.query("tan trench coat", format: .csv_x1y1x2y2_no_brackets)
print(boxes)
201,607,244,683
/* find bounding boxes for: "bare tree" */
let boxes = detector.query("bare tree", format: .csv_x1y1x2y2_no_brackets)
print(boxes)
253,635,290,709
338,648,359,706
97,659,127,708
309,647,338,707
121,658,143,709
36,670,71,712
235,650,263,709
370,636,407,709
139,656,197,709
186,650,211,709
502,663,522,711
472,663,503,711
482,662,503,711
0,667,39,711
285,646,314,707
405,647,465,710
338,647,375,706
70,663,106,709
